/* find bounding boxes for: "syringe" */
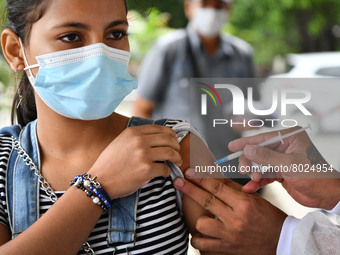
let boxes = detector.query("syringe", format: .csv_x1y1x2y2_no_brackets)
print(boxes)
215,124,311,165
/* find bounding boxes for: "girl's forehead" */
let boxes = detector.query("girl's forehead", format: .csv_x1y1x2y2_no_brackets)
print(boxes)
41,0,127,23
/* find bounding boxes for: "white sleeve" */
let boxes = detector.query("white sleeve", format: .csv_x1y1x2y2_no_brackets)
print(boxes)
290,210,340,254
328,201,340,214
277,201,340,255
276,216,300,255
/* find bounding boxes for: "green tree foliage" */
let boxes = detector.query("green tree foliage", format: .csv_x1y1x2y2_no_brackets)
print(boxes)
0,58,14,110
0,0,11,89
128,9,173,62
0,0,6,58
228,0,340,68
127,0,187,28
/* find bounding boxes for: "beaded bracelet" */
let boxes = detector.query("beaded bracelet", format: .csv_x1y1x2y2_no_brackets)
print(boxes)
70,173,112,213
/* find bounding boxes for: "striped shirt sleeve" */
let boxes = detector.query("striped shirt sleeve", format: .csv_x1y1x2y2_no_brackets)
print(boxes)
0,136,12,229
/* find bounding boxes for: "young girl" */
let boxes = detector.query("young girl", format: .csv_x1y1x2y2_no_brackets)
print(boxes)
0,0,217,254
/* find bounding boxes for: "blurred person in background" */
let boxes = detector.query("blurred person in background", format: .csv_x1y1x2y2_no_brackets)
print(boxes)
134,0,259,184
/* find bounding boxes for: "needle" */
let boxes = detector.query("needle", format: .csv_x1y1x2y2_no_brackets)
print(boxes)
215,124,311,165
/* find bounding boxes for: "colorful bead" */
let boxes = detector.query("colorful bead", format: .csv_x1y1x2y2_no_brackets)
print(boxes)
93,197,100,204
71,173,111,213
84,180,91,187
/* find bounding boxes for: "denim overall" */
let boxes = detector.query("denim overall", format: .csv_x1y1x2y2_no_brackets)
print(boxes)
0,116,189,250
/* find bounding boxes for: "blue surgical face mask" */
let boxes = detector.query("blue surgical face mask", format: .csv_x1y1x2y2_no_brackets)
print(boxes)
19,39,137,120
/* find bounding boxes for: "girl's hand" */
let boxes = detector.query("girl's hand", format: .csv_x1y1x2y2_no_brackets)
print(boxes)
88,125,182,199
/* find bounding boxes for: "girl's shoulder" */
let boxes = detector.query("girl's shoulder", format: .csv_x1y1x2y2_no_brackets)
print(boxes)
0,124,22,137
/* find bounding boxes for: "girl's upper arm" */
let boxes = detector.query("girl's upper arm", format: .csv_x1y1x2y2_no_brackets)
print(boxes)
179,134,225,255
0,224,11,246
178,133,218,231
179,133,220,177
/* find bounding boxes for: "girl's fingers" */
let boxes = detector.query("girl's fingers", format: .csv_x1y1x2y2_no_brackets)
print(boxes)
145,133,181,152
135,125,178,138
149,147,183,166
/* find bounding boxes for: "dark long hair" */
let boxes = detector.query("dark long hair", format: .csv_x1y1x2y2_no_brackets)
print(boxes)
4,0,128,126
4,0,52,126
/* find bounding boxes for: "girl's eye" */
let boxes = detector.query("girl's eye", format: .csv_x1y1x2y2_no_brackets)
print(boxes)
59,33,81,42
108,31,127,40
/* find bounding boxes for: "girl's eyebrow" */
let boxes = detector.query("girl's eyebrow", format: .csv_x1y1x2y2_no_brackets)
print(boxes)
52,20,129,30
105,20,129,30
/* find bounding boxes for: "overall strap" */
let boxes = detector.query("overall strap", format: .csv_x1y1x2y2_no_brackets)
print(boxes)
107,117,164,247
5,121,40,238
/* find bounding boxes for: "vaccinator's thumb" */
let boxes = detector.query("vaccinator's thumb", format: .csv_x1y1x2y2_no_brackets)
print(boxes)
244,145,292,168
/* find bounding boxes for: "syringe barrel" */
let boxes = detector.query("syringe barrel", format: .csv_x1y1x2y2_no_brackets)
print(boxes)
227,151,244,161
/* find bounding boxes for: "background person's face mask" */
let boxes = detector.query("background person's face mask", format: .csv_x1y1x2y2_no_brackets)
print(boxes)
19,39,137,120
192,8,228,37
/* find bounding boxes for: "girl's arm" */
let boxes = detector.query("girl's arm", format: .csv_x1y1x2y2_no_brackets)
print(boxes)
0,125,182,254
0,187,103,254
179,134,224,255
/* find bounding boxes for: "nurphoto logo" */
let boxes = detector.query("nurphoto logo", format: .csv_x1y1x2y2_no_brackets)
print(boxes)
198,82,312,128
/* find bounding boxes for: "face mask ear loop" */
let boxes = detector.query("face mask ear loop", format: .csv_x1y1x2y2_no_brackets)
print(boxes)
18,37,35,79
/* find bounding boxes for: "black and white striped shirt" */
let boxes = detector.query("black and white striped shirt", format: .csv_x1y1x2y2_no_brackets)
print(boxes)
0,121,188,254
